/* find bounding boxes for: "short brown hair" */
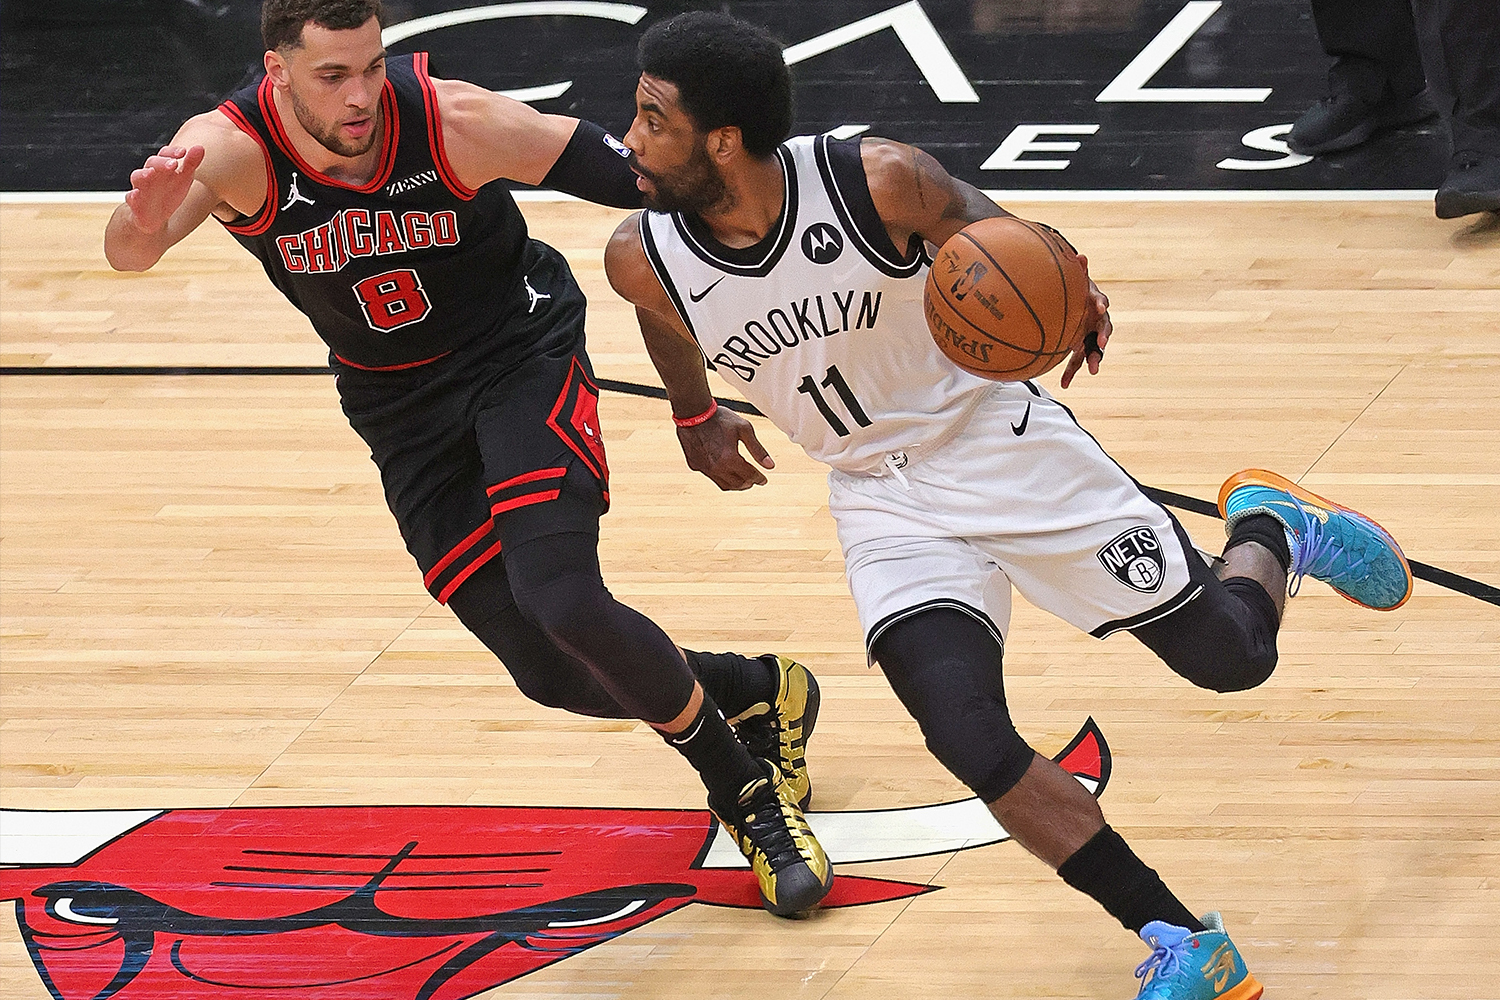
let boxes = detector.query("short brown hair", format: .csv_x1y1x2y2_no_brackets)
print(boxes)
261,0,385,51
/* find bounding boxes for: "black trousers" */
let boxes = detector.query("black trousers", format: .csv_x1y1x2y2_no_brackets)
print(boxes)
1311,0,1500,154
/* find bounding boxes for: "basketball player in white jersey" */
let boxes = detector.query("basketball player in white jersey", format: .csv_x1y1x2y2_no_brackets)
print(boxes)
605,12,1414,998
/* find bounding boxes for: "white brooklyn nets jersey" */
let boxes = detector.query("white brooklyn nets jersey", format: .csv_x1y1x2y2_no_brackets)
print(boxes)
641,134,993,475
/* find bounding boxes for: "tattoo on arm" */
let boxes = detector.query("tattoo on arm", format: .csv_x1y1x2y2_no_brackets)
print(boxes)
912,146,926,210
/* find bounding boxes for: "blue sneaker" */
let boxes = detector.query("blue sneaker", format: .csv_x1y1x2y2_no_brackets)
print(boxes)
1219,468,1413,610
1135,913,1263,1000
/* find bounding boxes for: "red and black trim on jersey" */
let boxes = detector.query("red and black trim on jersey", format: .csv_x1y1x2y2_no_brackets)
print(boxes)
258,74,400,194
334,350,454,371
216,100,278,238
412,52,477,201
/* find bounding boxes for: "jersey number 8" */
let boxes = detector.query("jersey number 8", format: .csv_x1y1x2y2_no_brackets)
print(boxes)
354,269,432,332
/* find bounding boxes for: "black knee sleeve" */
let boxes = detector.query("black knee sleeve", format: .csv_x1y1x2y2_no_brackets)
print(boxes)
503,532,695,725
871,608,1035,803
1132,571,1280,693
446,556,630,718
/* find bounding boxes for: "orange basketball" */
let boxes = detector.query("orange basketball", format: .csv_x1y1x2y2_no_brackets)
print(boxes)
924,217,1090,381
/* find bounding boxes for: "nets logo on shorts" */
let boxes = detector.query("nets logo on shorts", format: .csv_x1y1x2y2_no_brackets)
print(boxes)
1098,526,1165,593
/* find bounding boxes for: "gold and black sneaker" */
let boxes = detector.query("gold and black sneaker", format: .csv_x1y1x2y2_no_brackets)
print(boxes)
710,760,833,917
728,655,819,810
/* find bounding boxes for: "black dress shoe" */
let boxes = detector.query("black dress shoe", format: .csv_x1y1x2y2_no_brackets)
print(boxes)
1287,86,1439,156
1435,151,1500,219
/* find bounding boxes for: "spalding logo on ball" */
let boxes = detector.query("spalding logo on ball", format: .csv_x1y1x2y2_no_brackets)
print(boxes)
925,217,1089,381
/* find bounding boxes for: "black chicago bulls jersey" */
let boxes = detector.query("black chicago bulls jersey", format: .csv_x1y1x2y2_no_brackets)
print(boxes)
219,54,536,369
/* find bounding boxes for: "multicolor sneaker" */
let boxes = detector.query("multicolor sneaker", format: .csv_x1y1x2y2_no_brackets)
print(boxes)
1135,913,1263,1000
1219,468,1413,610
728,655,820,810
709,760,833,917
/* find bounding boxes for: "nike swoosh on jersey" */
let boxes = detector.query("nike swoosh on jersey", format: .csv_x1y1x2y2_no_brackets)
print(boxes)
689,277,726,302
1011,401,1031,436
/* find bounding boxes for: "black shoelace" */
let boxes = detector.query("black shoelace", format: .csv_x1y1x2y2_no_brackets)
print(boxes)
739,782,802,869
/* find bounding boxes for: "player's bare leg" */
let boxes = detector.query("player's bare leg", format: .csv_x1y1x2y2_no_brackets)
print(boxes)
1214,541,1288,619
987,752,1104,868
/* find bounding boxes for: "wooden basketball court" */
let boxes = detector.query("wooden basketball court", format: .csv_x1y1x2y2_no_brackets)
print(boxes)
2,199,1497,998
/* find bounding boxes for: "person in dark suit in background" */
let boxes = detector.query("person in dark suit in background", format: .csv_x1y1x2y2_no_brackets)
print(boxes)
1287,0,1499,218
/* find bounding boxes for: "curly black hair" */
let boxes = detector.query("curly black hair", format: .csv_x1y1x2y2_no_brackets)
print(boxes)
637,11,792,157
262,0,384,51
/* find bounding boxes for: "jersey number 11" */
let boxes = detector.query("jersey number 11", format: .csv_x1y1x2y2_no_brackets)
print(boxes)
797,364,871,437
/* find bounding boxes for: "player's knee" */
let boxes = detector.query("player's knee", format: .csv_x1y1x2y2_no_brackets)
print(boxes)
872,609,1035,802
911,690,1036,802
1162,644,1277,693
509,574,608,650
1133,577,1280,693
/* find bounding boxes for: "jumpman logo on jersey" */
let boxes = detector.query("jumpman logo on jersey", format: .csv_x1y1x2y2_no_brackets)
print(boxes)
281,172,316,211
524,275,551,313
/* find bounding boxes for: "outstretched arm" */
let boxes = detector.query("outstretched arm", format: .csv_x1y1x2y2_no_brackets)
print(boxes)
433,79,640,207
861,137,1111,387
604,213,775,491
104,112,269,272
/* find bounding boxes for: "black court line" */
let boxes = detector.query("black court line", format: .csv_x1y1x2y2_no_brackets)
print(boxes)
4,366,1496,607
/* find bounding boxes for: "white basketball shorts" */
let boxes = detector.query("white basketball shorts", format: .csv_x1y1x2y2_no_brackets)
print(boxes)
827,381,1204,655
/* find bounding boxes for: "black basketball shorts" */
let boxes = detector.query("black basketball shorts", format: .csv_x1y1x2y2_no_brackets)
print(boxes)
333,248,609,603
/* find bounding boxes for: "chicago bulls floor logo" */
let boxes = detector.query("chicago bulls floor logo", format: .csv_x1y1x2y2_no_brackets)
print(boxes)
1,720,1109,1000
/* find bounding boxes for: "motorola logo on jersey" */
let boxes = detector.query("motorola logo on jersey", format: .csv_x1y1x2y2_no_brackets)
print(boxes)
1098,527,1166,593
801,223,844,264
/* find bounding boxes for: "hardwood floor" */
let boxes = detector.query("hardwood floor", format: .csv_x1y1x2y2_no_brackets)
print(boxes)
2,200,1496,998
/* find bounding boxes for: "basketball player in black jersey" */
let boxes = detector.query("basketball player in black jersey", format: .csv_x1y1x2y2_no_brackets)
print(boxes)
102,0,831,917
607,12,1413,998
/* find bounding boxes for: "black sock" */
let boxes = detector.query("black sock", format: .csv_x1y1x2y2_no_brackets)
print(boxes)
681,649,778,720
660,695,768,809
1056,825,1206,935
1225,513,1292,573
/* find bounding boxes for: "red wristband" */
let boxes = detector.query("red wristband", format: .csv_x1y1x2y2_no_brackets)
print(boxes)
672,400,719,428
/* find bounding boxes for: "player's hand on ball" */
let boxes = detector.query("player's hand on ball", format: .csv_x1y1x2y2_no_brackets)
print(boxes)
1060,258,1111,389
125,145,205,234
677,408,776,491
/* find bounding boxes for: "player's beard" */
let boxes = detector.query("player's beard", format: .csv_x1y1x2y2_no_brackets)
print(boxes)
637,142,727,214
289,89,381,159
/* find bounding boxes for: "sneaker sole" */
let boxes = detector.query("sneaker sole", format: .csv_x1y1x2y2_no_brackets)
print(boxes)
1218,468,1413,610
1219,975,1264,1000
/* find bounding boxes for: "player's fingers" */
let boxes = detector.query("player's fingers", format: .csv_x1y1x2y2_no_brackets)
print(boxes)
724,451,768,487
738,423,775,470
1060,350,1084,389
716,460,764,491
184,145,206,169
1095,311,1113,350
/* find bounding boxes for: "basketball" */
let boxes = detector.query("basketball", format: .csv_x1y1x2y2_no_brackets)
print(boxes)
924,217,1090,381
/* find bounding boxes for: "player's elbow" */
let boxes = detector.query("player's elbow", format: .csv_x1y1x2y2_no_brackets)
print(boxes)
103,236,160,272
